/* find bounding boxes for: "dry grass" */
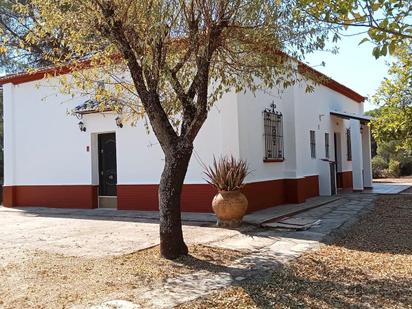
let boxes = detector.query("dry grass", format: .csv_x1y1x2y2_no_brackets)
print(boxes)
178,195,412,309
0,245,246,309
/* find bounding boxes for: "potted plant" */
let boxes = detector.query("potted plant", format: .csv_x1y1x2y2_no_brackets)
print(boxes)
204,156,250,227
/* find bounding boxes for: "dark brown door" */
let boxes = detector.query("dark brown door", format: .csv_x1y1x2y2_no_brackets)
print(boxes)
98,133,117,196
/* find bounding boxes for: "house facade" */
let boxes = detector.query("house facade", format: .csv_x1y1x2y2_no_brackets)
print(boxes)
0,64,372,212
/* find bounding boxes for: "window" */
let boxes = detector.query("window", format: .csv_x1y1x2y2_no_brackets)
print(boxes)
263,106,284,161
325,133,330,158
346,128,352,161
310,130,316,158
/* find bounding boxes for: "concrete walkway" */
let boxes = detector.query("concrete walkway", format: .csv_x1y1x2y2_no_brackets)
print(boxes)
243,195,340,225
363,182,410,194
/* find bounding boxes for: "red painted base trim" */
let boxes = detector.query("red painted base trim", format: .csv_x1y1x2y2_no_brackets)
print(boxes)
117,184,217,212
118,176,318,213
4,176,320,213
2,185,98,209
337,171,353,189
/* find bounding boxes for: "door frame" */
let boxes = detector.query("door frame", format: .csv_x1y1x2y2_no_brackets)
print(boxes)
98,132,118,196
91,131,118,208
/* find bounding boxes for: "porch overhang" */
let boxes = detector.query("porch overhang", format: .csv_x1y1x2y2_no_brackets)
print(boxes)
330,110,371,124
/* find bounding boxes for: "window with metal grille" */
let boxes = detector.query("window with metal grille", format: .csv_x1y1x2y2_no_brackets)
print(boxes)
325,133,330,158
346,129,352,161
263,105,283,161
310,130,316,158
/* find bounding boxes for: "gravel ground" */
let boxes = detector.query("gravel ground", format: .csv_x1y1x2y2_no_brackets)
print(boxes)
0,245,247,309
178,195,412,309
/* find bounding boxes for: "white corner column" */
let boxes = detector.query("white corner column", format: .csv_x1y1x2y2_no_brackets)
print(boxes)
350,119,364,191
362,124,373,188
3,83,16,186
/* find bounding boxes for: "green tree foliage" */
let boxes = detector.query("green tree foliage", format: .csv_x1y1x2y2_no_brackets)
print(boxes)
372,45,412,150
300,0,412,58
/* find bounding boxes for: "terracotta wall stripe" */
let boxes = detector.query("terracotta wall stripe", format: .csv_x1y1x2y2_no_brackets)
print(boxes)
4,176,320,212
337,171,353,189
2,185,98,209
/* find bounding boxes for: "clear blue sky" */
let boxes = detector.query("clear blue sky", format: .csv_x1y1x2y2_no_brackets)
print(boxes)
304,31,391,112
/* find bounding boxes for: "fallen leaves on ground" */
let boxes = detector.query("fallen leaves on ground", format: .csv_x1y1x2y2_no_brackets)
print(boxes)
0,245,246,309
178,195,412,309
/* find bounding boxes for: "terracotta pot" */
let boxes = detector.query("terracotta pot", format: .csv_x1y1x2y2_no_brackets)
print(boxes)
212,190,248,227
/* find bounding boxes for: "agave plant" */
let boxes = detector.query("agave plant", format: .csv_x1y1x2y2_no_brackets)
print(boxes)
204,156,250,191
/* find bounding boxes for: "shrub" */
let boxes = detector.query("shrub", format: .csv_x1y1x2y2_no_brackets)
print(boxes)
388,159,401,177
372,156,388,178
399,156,412,176
204,156,250,191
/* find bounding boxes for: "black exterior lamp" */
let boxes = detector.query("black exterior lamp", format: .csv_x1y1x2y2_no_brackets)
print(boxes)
78,121,86,132
115,116,123,128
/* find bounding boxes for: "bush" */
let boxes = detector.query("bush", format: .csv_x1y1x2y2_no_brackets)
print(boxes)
399,156,412,176
372,156,388,178
388,159,401,177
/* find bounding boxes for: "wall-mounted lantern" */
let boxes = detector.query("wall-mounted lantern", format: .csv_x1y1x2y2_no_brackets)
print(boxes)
115,116,123,128
78,121,87,132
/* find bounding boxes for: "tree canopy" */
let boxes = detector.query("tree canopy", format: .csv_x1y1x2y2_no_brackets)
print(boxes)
300,0,412,58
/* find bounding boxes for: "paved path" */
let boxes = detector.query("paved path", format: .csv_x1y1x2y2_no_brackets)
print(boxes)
363,183,410,194
99,193,377,308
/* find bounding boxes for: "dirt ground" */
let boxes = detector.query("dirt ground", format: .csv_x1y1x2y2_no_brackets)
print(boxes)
373,176,412,184
0,244,247,309
0,207,249,308
179,195,412,309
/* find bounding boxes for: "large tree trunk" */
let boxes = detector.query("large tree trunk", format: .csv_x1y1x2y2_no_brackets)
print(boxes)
159,142,193,259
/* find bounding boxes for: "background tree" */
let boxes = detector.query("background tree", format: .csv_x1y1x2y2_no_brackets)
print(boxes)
0,0,55,72
1,0,332,259
363,43,412,178
372,45,412,147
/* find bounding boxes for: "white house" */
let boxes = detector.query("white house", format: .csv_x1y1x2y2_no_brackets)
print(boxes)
0,62,372,212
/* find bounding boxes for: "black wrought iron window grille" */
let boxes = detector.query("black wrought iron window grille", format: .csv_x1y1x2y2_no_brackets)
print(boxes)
346,128,352,161
325,132,330,158
263,103,284,161
310,130,316,158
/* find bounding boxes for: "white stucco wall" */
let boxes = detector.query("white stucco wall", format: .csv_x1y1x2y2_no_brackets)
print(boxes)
293,80,360,176
3,71,366,192
236,76,364,191
3,76,238,186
